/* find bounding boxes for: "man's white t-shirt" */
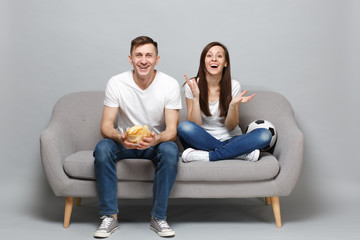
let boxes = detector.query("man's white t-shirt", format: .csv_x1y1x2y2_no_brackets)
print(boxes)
104,70,182,134
184,79,243,141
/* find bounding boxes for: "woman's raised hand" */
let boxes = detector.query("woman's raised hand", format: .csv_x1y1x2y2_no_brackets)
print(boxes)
231,90,256,105
184,74,200,99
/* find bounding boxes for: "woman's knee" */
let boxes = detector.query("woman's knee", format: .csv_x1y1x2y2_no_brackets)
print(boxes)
177,121,196,137
257,128,272,145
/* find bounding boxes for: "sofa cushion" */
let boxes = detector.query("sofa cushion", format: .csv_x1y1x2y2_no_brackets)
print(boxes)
64,151,280,182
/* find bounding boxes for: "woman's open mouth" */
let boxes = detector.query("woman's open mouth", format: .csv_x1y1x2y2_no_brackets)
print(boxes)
210,64,219,69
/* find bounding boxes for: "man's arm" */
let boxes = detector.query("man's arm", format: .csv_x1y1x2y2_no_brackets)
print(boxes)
137,108,179,149
101,106,138,149
100,106,122,142
156,108,180,143
100,106,138,149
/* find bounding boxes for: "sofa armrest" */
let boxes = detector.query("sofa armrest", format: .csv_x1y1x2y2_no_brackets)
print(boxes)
40,120,77,196
273,117,304,196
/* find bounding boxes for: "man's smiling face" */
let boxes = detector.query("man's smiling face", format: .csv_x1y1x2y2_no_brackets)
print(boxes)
128,43,160,80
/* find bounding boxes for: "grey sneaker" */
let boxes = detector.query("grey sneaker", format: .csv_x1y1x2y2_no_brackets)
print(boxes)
236,149,260,162
150,218,175,237
94,215,119,238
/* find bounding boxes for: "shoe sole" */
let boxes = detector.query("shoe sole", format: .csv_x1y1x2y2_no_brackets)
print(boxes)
250,150,260,162
93,226,119,238
181,148,194,162
150,226,175,237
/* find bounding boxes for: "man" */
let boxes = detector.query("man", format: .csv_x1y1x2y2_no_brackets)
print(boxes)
93,36,182,238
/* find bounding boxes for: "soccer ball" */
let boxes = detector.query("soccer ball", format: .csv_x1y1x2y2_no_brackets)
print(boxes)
245,120,277,151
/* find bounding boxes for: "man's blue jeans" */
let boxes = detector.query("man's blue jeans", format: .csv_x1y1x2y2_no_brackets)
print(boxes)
93,138,178,220
177,121,272,161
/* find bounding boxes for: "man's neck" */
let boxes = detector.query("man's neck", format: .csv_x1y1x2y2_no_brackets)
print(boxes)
133,70,157,90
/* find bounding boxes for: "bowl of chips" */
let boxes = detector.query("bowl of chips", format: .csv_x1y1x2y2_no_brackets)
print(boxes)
125,125,151,144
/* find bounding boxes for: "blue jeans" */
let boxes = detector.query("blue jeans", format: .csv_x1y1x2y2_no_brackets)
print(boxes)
93,138,178,220
177,121,272,161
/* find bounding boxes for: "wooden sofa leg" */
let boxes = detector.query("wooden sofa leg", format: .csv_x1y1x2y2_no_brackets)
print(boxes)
265,197,271,205
270,196,282,228
64,197,74,228
76,198,82,206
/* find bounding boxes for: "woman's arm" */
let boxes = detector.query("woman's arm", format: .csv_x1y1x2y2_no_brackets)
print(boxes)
184,74,202,125
186,97,202,125
224,90,256,131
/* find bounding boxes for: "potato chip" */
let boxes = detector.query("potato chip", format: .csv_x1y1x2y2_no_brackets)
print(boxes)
126,125,151,143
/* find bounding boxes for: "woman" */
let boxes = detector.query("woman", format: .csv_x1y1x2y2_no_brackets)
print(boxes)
178,42,272,162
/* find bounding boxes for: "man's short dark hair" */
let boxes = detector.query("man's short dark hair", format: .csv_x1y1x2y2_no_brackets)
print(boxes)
130,36,158,55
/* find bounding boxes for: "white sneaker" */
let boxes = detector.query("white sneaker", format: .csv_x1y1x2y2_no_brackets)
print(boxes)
181,148,210,162
236,149,260,162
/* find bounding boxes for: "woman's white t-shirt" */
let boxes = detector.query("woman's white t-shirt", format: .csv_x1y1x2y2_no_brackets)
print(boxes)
104,70,182,134
184,79,243,141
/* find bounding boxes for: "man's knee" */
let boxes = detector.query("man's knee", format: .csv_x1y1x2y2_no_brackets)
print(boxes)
94,138,116,164
158,142,179,166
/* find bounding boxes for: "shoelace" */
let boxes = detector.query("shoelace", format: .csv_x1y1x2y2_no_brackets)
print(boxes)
240,152,251,158
99,216,113,229
156,219,170,229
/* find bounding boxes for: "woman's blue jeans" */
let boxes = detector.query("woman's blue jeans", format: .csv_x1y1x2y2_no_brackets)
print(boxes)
93,138,178,220
177,121,272,161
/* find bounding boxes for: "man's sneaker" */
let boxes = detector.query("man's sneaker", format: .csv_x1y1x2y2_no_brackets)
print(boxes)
181,148,210,163
236,149,260,162
150,218,175,237
93,215,119,238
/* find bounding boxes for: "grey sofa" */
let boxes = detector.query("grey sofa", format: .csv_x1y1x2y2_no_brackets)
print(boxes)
40,90,303,228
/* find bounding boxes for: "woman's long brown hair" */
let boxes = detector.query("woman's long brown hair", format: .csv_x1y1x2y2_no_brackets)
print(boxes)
195,42,232,117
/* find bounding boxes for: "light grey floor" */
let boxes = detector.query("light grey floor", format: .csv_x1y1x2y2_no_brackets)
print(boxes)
2,171,359,240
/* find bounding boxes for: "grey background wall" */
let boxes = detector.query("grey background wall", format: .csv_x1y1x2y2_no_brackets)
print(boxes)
1,0,359,239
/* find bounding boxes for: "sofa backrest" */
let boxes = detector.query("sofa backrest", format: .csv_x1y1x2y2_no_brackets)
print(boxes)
51,91,105,152
50,90,295,152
